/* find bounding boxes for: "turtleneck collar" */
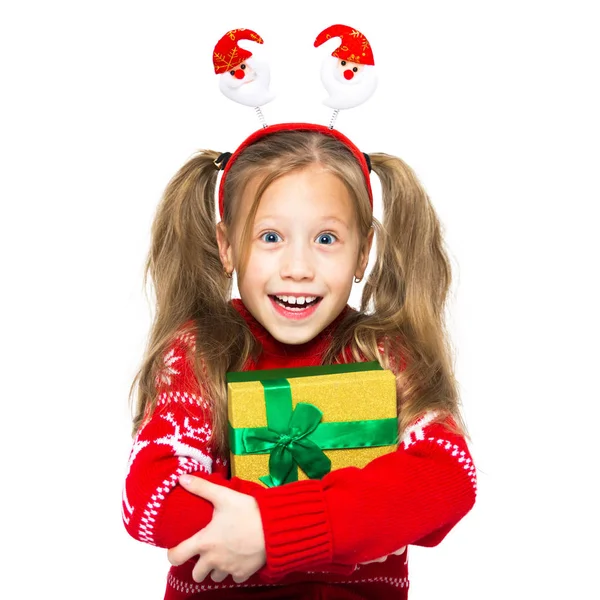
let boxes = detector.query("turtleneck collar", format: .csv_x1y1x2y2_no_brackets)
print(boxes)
231,298,353,366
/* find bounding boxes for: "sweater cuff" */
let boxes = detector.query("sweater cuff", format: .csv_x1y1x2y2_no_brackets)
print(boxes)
256,479,332,577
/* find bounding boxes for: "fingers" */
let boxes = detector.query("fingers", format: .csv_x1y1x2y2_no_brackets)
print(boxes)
359,546,407,565
167,532,203,566
168,475,226,566
192,557,213,583
192,561,251,584
210,569,228,583
179,474,225,505
359,555,387,564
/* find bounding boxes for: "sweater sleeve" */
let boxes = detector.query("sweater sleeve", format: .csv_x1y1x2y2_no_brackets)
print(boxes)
256,411,477,579
121,333,263,549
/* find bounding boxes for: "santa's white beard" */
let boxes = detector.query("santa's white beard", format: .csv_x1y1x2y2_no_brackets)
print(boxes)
320,56,377,110
219,57,275,107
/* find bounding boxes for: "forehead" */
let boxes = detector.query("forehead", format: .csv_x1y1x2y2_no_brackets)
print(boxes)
241,165,356,223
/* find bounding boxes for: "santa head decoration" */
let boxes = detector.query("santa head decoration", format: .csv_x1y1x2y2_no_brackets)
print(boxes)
314,24,377,110
213,28,275,108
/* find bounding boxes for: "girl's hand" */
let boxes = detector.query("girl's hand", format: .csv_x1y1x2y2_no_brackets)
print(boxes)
167,475,267,583
359,546,407,565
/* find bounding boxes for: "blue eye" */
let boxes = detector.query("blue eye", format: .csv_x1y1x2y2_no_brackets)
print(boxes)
261,232,281,243
317,233,337,245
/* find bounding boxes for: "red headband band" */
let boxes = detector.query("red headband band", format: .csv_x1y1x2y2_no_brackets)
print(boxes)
217,122,373,219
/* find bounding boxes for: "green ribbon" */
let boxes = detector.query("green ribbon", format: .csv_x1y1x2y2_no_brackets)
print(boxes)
228,372,398,487
226,361,384,385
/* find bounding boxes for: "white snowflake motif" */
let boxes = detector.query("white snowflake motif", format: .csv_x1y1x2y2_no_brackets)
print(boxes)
156,348,181,386
154,412,213,472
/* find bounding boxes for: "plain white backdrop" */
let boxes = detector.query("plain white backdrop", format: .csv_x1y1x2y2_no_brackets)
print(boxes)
1,1,598,598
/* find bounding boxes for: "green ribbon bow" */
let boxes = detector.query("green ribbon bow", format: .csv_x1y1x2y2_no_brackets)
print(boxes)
248,393,331,487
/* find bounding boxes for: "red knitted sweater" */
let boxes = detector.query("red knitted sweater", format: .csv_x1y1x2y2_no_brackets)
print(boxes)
122,299,477,599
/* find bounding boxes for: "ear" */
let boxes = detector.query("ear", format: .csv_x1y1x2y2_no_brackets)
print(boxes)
355,227,374,280
216,221,234,274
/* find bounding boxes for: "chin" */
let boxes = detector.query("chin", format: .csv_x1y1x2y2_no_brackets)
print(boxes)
270,326,318,346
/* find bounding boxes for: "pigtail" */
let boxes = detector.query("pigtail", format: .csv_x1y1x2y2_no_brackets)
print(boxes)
326,152,465,437
130,150,256,453
370,153,464,435
366,153,451,329
149,150,226,322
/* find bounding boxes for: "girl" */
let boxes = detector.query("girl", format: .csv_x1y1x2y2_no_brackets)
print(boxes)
122,123,477,599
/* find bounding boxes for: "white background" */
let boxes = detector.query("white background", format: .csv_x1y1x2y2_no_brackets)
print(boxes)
1,1,598,598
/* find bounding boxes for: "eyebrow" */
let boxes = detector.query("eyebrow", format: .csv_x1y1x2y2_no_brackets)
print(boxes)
321,217,350,228
253,216,350,229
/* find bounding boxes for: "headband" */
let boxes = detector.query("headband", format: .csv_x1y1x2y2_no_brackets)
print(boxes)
211,26,377,219
215,122,373,219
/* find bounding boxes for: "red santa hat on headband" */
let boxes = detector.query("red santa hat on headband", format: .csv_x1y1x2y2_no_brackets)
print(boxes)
213,28,264,74
314,24,375,66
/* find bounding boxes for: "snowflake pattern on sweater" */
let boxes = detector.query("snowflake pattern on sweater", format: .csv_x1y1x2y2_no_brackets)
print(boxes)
122,302,477,599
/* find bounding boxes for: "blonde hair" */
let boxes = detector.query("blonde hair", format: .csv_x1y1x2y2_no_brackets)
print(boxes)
130,130,466,456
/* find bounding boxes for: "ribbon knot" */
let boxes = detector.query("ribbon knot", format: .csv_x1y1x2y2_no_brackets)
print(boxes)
242,393,333,488
276,433,294,447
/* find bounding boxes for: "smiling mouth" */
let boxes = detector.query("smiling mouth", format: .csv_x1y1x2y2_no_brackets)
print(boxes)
269,295,322,311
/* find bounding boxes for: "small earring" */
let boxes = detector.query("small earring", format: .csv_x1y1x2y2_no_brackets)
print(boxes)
224,268,233,279
354,276,363,284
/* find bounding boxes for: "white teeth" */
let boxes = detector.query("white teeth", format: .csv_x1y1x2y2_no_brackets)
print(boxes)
274,295,317,306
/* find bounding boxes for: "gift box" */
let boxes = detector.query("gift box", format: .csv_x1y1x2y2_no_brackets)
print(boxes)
226,362,398,487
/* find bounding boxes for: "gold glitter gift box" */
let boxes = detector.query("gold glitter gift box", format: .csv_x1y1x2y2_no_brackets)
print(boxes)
226,362,398,487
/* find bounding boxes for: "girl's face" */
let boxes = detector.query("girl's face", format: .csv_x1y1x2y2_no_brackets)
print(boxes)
218,164,373,345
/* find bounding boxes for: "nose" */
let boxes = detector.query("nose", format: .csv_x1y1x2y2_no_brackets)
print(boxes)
234,69,245,80
343,69,354,80
280,243,315,281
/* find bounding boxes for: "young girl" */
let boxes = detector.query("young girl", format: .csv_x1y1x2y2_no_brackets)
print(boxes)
122,122,477,599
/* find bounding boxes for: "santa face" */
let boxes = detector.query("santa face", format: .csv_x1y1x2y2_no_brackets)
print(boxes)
219,57,275,107
335,59,365,81
320,56,377,110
